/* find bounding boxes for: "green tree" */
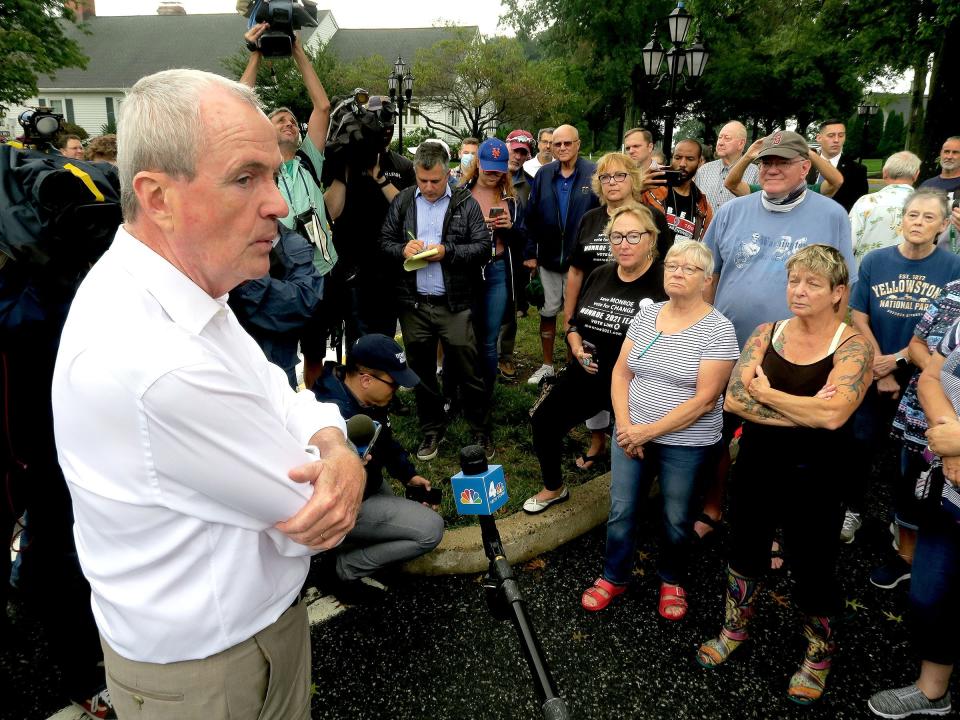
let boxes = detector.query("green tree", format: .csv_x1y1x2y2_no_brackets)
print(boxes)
877,111,906,158
0,0,88,113
410,28,566,140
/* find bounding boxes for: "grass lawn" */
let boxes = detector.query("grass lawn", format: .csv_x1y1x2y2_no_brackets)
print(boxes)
863,158,882,174
388,308,599,529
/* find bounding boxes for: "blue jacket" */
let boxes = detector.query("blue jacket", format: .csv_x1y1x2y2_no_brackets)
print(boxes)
229,224,323,384
311,362,418,498
524,157,600,271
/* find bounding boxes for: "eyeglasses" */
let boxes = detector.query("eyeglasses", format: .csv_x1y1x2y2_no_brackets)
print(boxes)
609,231,651,245
663,262,704,276
553,140,577,148
759,157,804,168
364,373,399,390
598,172,629,185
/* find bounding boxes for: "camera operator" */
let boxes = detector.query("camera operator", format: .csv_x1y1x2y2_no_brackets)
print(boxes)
323,97,416,346
241,21,336,388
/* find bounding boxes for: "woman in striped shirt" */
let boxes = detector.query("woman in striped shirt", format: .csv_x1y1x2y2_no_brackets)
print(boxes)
581,240,738,620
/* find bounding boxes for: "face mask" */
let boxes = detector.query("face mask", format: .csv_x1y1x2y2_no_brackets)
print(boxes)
460,153,474,170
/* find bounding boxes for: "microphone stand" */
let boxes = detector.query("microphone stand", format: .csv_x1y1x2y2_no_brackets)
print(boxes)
478,515,569,720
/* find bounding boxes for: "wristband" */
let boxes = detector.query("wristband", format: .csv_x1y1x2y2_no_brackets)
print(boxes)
246,40,259,52
377,176,389,187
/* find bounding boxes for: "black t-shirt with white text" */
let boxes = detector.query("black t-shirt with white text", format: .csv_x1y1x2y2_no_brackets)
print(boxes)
571,261,667,380
570,206,673,280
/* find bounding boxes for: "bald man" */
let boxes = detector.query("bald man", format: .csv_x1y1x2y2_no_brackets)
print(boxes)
522,123,599,384
697,121,759,211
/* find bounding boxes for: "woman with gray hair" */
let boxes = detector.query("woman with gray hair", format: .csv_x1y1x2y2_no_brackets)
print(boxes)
698,244,874,705
581,240,738,619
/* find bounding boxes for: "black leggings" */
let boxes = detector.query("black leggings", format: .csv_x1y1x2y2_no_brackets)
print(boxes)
531,361,610,491
727,424,846,617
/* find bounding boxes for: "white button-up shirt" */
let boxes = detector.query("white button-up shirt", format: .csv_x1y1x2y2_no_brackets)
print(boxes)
52,227,346,664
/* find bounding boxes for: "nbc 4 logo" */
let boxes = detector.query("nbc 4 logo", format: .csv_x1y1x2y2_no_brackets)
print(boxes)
488,481,505,499
460,488,482,505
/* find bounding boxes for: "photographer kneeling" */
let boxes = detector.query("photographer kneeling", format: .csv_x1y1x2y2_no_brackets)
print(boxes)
311,334,444,603
242,22,336,388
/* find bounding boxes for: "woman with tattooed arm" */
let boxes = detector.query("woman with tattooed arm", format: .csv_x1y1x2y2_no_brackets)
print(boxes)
696,244,874,705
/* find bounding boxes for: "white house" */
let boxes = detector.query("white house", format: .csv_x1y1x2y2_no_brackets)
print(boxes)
3,2,484,148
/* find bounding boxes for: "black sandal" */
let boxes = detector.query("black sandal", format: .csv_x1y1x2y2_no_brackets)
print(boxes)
576,452,606,472
694,512,723,542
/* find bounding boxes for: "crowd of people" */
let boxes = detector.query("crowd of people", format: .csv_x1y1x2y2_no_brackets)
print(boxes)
3,21,960,718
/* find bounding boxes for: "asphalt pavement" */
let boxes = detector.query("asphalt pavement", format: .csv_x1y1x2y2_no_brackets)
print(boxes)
6,448,955,720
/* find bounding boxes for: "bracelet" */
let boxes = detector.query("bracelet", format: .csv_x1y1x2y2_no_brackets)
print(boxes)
377,176,389,187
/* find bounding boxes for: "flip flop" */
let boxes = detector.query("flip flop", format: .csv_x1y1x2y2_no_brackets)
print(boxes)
694,512,723,542
575,452,606,471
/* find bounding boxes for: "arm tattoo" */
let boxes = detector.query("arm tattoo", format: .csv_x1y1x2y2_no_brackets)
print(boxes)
727,324,790,422
833,336,875,405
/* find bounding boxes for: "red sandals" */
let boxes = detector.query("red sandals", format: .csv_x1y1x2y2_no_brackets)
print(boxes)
581,577,626,612
658,582,688,620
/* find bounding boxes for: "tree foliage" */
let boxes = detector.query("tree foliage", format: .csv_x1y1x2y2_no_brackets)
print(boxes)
0,0,88,113
877,111,906,159
410,28,566,140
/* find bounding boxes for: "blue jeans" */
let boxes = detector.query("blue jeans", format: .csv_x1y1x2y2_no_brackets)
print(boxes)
476,259,509,385
910,504,960,665
604,437,717,585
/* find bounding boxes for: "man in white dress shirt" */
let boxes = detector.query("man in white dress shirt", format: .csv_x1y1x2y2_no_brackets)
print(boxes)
51,68,365,720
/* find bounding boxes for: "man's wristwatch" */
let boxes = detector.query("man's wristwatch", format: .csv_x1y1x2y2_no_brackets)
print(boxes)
895,352,908,368
245,40,259,52
377,176,389,187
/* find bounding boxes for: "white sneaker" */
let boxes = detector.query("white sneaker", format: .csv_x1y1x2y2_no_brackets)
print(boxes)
840,510,862,544
527,364,555,385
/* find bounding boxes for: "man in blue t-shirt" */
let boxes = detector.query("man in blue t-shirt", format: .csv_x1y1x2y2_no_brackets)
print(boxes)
704,130,856,348
920,136,960,201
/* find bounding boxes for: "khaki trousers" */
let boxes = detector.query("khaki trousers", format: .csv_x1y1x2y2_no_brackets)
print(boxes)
101,601,311,720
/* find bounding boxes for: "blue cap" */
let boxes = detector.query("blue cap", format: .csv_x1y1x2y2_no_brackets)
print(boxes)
477,138,509,173
348,334,420,388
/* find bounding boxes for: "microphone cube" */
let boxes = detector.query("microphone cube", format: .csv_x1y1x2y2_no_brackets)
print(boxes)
452,465,508,515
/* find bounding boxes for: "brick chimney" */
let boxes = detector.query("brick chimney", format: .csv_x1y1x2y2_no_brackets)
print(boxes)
66,0,96,21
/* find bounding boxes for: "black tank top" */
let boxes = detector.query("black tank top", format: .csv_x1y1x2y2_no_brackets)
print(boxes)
743,320,856,456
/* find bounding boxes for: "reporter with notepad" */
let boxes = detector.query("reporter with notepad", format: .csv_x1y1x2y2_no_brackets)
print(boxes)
380,141,494,462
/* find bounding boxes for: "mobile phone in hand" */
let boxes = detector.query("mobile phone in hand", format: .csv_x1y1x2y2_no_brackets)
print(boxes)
405,485,442,505
660,169,683,186
488,207,505,219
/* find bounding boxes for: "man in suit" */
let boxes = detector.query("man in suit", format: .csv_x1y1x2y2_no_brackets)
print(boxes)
810,119,868,212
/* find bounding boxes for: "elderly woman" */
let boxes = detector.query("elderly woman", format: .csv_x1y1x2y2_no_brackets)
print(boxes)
563,152,671,470
580,240,738,619
868,317,960,718
523,204,667,514
697,245,874,705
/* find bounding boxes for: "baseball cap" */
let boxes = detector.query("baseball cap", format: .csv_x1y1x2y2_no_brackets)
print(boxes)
407,138,451,161
348,334,420,388
477,138,509,173
756,130,809,160
506,129,535,152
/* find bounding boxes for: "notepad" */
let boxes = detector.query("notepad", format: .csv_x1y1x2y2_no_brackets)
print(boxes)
403,247,439,271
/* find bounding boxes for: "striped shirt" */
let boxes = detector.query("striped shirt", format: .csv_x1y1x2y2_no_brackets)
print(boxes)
625,302,740,446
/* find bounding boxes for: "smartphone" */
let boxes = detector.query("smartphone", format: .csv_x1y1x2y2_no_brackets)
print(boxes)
488,207,505,218
582,340,598,366
660,169,684,186
405,485,443,505
356,420,382,457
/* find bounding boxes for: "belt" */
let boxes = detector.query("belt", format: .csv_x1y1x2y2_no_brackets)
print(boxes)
415,293,447,305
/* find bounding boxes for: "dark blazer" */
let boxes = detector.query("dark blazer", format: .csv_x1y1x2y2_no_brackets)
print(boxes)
524,157,600,271
809,154,869,213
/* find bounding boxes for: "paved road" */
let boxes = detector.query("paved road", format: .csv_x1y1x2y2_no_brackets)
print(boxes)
6,452,956,720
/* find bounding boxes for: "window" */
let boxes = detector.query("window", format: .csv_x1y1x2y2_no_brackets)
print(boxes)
38,98,63,115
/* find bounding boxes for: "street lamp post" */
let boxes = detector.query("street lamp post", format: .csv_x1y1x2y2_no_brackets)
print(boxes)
857,92,880,162
388,56,414,152
641,1,709,155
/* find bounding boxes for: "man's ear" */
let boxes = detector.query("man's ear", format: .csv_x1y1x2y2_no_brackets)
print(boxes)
132,171,175,231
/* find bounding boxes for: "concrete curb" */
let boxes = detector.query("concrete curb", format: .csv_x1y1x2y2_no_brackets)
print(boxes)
403,472,611,575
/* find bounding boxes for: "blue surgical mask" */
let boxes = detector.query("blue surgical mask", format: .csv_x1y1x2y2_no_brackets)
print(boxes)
460,153,475,170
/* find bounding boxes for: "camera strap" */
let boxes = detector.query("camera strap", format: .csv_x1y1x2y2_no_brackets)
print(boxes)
280,166,332,264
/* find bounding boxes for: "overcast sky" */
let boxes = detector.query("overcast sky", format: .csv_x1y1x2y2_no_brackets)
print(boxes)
93,0,513,36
